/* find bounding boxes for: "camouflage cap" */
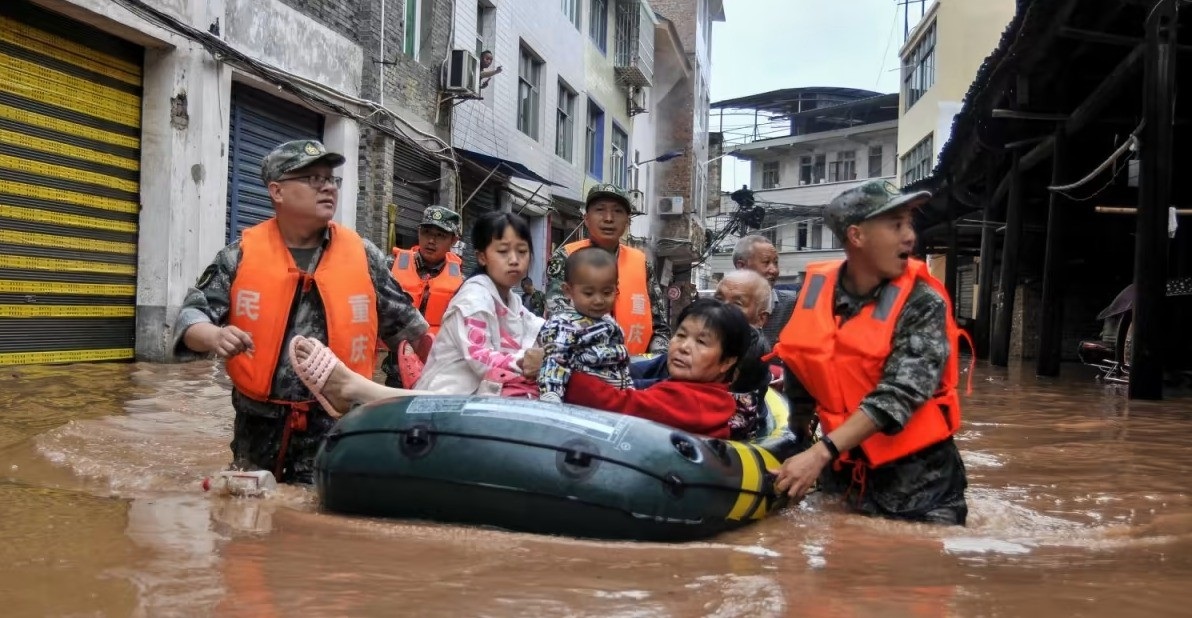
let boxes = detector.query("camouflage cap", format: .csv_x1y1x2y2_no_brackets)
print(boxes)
419,205,461,236
585,183,641,215
260,139,346,184
823,180,931,240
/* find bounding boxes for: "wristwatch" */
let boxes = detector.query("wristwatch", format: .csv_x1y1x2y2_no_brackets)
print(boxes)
820,435,841,460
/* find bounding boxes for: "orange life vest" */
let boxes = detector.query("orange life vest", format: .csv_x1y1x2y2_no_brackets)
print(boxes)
390,247,463,334
563,240,653,355
773,259,963,468
227,219,379,402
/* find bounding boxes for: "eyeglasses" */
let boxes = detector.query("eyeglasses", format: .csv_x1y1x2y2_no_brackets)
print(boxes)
276,174,343,189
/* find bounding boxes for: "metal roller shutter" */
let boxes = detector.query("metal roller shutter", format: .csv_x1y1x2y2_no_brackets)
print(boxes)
958,261,976,319
0,1,142,366
392,140,439,250
226,85,323,241
459,174,499,276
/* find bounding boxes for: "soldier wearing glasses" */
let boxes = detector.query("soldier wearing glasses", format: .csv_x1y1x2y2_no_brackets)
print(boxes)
172,140,430,484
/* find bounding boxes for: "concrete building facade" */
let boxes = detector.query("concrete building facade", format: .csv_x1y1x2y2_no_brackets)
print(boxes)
0,0,454,366
707,88,899,287
895,0,1015,184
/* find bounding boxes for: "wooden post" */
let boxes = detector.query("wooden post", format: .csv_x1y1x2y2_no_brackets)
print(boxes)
991,153,1023,367
945,189,960,316
1131,0,1177,400
973,165,998,358
1036,129,1067,377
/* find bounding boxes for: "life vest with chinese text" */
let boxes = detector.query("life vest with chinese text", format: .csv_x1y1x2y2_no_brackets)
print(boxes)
227,219,378,401
563,240,653,355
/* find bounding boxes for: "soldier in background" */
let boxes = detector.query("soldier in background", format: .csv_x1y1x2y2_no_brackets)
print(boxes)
173,140,430,484
384,206,465,387
544,184,670,355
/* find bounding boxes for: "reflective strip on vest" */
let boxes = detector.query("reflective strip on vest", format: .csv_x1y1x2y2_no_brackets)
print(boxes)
776,259,963,468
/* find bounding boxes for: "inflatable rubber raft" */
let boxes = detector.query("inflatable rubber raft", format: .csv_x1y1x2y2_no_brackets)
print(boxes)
314,394,802,541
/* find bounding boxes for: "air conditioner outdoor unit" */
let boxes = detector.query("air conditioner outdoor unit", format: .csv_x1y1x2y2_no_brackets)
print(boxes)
658,196,686,216
444,49,480,95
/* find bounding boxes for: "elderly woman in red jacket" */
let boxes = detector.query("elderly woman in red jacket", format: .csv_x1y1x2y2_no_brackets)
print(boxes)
563,298,752,439
289,298,751,439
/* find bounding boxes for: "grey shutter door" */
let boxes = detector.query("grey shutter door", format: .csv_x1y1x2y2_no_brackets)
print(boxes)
958,262,976,319
392,141,439,250
226,85,324,242
459,175,498,276
0,1,142,365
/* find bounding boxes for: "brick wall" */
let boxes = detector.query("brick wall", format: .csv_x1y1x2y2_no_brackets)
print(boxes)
275,0,362,45
277,0,455,246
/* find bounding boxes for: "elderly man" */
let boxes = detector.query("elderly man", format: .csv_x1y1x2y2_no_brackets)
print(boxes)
173,140,430,484
733,235,796,345
631,269,773,389
771,181,969,525
545,184,669,355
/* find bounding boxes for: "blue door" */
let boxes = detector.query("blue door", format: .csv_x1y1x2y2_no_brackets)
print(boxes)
226,85,324,242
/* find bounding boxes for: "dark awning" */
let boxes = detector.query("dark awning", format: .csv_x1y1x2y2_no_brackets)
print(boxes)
454,148,563,187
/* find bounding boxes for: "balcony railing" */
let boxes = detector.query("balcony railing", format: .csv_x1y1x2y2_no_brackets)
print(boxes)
614,0,654,89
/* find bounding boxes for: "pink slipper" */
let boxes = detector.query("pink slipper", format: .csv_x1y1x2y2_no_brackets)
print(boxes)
287,336,343,418
397,340,424,389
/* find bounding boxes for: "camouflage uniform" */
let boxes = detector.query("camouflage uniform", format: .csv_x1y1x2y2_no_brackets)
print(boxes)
786,180,968,525
172,140,429,484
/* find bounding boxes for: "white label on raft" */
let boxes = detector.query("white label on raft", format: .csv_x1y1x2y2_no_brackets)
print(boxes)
404,397,632,443
467,403,632,443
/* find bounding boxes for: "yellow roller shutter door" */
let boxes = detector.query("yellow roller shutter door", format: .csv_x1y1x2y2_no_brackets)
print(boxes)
0,2,142,366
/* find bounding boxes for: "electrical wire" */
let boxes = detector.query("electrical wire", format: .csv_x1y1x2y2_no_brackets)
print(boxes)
110,0,464,201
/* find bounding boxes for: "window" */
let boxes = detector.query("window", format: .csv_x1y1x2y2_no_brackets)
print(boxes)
808,221,823,250
901,135,935,185
902,21,936,110
611,124,628,188
517,45,543,139
556,81,576,161
561,0,581,30
828,151,856,182
868,145,884,178
476,2,494,57
585,100,605,179
404,0,421,59
762,161,780,189
800,154,826,184
589,0,608,53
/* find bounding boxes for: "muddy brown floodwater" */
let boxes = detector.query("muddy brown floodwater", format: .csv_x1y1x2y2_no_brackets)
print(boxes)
1,360,1191,617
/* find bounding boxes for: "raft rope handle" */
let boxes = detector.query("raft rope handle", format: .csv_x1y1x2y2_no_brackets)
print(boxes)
330,428,781,498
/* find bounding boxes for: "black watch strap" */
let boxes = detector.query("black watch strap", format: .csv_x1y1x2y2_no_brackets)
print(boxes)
820,435,841,460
